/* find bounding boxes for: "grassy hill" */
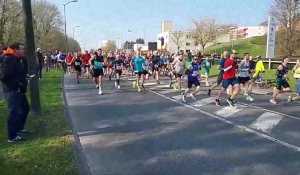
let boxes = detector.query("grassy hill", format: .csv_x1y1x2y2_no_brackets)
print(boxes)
204,35,267,57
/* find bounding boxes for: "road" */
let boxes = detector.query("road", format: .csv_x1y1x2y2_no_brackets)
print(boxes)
64,73,300,175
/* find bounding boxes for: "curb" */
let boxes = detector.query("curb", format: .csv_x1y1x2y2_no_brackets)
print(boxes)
61,74,91,175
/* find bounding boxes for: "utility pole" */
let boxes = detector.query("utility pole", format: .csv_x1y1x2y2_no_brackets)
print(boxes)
22,0,41,114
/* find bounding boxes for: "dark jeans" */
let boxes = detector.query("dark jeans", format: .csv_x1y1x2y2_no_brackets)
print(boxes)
5,91,30,140
39,63,43,79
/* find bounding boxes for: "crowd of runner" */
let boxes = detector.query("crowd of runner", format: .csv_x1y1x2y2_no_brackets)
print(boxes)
35,48,300,106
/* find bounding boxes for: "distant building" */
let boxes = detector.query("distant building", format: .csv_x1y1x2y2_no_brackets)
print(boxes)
232,26,267,39
98,40,115,48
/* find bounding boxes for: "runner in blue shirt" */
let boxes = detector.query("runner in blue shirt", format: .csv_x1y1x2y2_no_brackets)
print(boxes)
182,56,201,103
132,51,145,92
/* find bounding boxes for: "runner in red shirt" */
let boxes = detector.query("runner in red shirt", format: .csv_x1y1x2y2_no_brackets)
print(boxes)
66,53,73,75
215,51,240,106
82,50,91,79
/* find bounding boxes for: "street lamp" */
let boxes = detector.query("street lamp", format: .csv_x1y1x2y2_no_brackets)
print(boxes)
72,25,80,39
63,0,78,54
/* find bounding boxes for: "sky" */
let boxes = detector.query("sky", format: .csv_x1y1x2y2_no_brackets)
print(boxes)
50,0,273,50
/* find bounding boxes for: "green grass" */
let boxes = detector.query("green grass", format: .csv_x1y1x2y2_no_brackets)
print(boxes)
0,70,77,175
205,36,267,57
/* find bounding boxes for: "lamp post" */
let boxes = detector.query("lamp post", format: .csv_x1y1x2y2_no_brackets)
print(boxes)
229,27,236,51
127,30,132,50
72,25,80,39
63,0,78,54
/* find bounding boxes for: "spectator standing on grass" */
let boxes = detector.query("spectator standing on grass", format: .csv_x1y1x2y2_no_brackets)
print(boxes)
0,42,30,142
36,48,43,79
288,59,300,102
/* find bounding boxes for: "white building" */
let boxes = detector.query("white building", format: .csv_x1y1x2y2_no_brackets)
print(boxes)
233,26,267,39
98,40,115,48
157,21,199,54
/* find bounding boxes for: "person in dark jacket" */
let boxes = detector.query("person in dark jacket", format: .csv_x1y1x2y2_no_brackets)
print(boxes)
0,42,30,142
36,48,43,79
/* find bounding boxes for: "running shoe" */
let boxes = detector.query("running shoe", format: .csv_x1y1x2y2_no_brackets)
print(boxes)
115,81,117,88
182,95,187,103
157,81,160,84
137,86,141,92
215,99,220,106
142,84,145,89
227,98,235,107
206,83,210,86
246,96,254,101
190,93,197,101
133,81,137,88
270,98,277,104
118,85,121,90
207,89,212,97
98,90,103,95
8,136,26,143
287,96,293,102
244,92,248,96
96,85,99,89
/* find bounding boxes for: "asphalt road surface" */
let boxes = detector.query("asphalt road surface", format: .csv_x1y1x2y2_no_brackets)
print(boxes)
64,73,300,175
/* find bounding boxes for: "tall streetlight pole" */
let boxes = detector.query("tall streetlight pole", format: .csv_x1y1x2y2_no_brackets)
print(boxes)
63,0,78,54
72,25,80,39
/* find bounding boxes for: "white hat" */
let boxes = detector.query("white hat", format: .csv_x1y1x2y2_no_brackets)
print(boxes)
37,48,41,51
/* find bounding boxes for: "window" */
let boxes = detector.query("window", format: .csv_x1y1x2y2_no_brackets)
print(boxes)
186,43,190,46
186,35,190,39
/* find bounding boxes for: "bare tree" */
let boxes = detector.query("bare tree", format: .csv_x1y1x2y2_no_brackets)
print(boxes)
102,41,116,53
270,0,300,56
190,18,219,53
32,0,62,49
171,29,184,53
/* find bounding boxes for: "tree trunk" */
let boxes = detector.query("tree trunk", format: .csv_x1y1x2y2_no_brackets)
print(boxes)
22,0,41,114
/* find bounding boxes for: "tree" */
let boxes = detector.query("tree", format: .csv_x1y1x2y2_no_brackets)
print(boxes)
136,38,144,44
22,0,41,113
171,29,185,53
102,41,116,52
190,18,219,53
122,41,135,50
270,0,300,56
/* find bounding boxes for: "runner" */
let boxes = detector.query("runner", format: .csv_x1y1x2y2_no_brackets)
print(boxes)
288,58,300,102
66,52,73,75
143,54,150,80
89,49,104,95
207,51,228,97
152,52,161,84
73,53,82,84
132,51,145,92
270,56,290,104
113,54,123,90
201,57,211,86
124,53,131,75
82,50,91,79
215,53,240,107
238,53,254,101
171,54,185,93
182,56,201,103
107,52,115,80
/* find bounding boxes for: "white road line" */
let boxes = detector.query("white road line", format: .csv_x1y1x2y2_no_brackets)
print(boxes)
172,95,183,100
190,97,215,107
143,82,158,86
159,89,176,94
145,88,300,152
215,106,243,118
249,112,284,134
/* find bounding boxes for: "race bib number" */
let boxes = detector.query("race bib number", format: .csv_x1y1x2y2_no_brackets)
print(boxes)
154,65,158,68
94,61,103,69
75,62,80,66
116,65,122,70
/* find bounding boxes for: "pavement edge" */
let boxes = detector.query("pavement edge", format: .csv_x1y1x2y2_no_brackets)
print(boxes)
61,74,91,175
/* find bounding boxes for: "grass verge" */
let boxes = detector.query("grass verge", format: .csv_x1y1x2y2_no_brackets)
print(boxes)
0,69,77,175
